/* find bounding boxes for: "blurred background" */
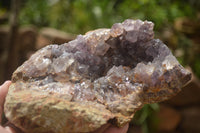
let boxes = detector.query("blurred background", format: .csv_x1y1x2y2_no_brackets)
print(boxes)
0,0,200,133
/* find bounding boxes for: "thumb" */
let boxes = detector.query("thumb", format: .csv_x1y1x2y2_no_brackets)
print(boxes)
0,81,11,124
0,81,12,108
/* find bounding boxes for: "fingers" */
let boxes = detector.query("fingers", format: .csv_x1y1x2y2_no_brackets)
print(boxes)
0,126,9,133
4,122,25,133
91,123,111,133
0,81,11,124
104,124,129,133
0,81,12,108
93,123,129,133
0,126,15,133
0,81,21,133
4,126,16,133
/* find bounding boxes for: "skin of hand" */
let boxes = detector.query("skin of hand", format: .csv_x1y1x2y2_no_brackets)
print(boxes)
0,81,15,133
0,81,129,133
93,123,129,133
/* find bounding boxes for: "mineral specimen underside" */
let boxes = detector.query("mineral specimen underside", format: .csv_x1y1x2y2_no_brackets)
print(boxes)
4,19,191,133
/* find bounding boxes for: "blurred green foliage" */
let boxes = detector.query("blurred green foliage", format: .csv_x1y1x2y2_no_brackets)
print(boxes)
20,0,49,26
19,0,198,33
133,104,159,133
2,0,199,133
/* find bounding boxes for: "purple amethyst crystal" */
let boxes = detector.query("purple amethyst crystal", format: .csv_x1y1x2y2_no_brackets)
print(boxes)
4,19,191,133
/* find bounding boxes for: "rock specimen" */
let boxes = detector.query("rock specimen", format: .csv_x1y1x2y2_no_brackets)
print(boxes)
4,19,191,133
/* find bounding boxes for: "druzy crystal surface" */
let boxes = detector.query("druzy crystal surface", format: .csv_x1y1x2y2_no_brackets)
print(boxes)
4,19,191,133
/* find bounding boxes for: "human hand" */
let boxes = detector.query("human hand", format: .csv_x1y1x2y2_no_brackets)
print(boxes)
93,123,129,133
102,124,129,133
0,81,17,133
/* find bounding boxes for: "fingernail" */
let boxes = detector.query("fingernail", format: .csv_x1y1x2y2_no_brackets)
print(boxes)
4,81,11,85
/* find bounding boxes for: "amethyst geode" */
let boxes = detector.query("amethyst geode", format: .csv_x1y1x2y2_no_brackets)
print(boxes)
4,19,191,133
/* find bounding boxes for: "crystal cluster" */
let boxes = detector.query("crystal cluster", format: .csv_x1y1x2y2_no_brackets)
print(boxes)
4,19,191,133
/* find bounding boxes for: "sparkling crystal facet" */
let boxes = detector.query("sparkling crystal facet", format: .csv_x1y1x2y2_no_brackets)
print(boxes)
5,19,191,133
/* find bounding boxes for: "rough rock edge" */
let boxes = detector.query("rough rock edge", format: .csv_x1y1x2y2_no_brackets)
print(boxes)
4,19,191,133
